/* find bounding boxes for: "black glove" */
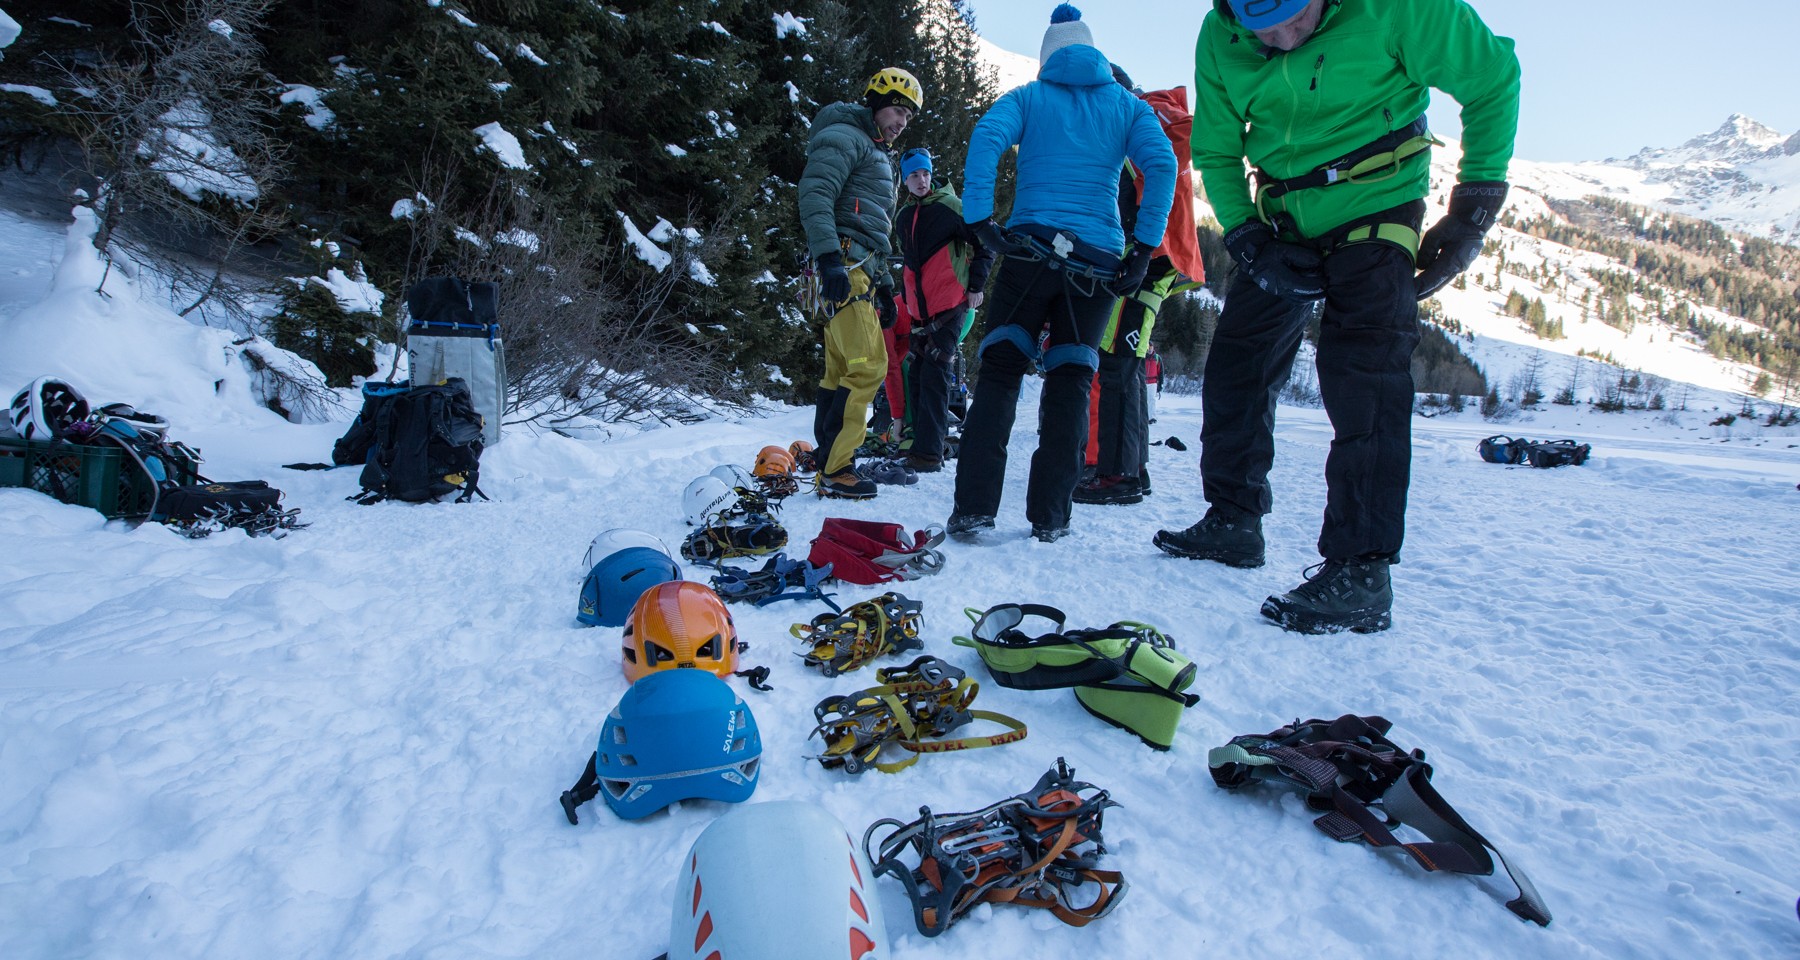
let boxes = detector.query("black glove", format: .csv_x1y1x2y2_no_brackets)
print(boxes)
971,218,1022,256
815,251,850,304
1414,181,1508,300
1109,242,1153,297
1223,221,1325,302
874,283,897,328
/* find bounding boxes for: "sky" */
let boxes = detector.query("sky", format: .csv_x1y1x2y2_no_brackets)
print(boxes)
964,0,1800,163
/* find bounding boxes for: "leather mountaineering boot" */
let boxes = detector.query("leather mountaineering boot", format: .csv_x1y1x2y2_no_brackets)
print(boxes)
1152,506,1265,568
905,453,943,473
1030,522,1071,543
819,470,878,500
946,512,996,539
1073,474,1145,505
1260,557,1394,635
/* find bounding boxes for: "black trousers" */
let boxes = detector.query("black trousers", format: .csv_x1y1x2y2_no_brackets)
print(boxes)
954,256,1115,529
906,307,963,461
1095,345,1147,477
1199,209,1422,561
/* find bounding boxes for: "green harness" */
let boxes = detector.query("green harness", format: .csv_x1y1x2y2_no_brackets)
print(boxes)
952,604,1200,750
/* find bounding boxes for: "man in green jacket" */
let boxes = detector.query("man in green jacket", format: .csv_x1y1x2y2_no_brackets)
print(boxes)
1155,0,1519,633
801,67,922,499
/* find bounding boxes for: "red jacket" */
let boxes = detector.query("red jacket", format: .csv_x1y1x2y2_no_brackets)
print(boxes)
1130,88,1205,284
895,185,992,325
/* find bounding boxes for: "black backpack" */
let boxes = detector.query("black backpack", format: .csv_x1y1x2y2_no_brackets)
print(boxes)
340,379,487,504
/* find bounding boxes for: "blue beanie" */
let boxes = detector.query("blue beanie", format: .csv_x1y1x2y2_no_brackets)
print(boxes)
1228,0,1313,30
900,149,933,181
1040,4,1094,63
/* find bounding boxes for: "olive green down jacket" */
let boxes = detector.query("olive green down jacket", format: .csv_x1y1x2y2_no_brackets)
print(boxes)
799,102,898,279
1194,0,1520,239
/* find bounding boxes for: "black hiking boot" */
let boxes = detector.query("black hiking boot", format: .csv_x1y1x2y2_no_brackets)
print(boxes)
1260,557,1393,635
946,512,995,539
1139,466,1152,497
1031,522,1071,543
1152,507,1265,568
819,470,877,500
1073,474,1145,505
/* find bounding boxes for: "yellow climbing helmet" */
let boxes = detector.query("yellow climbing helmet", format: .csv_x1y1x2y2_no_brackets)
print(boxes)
865,67,924,113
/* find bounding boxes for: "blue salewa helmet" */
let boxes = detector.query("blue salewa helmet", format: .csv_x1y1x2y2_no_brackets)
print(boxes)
579,545,682,627
1229,0,1312,30
596,669,762,820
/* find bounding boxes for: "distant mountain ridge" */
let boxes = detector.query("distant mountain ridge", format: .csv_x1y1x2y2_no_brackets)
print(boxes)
1518,114,1800,243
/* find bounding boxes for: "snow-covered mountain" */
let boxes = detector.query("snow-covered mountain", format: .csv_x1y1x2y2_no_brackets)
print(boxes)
1423,138,1782,412
975,35,1038,93
1515,114,1800,242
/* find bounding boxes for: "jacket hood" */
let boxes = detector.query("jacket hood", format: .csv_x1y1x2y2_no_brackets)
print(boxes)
906,183,961,206
812,101,877,140
1038,44,1113,86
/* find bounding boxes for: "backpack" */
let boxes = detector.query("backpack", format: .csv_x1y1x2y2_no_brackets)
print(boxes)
343,379,487,504
1524,439,1591,468
405,277,506,448
1477,435,1530,465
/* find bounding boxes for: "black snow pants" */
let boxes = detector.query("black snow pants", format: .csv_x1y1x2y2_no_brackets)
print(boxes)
954,253,1116,530
1199,202,1424,561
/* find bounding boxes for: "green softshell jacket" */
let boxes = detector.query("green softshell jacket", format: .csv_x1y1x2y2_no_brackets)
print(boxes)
799,102,898,278
1194,0,1520,239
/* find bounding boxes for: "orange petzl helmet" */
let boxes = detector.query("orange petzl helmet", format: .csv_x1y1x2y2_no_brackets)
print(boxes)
788,440,817,472
754,445,795,478
622,581,740,683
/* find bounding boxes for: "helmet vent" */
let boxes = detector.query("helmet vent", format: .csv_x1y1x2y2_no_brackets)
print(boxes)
602,778,632,800
611,726,628,745
730,737,747,754
736,758,760,780
616,753,637,767
735,708,748,729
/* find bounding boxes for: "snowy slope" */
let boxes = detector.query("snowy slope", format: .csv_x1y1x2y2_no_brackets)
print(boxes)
1423,139,1782,415
1516,115,1800,243
3,203,1799,959
975,35,1038,93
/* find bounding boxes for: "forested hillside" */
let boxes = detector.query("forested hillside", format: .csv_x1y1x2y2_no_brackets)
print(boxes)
0,0,995,420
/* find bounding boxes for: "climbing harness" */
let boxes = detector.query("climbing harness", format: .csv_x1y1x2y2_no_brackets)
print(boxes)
863,757,1127,937
710,552,839,611
808,517,945,585
953,603,1199,749
808,656,1026,775
792,592,923,676
1210,714,1552,926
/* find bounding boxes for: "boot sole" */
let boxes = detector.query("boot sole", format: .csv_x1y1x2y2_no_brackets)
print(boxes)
819,487,878,500
1259,597,1391,635
1151,531,1264,568
946,518,996,540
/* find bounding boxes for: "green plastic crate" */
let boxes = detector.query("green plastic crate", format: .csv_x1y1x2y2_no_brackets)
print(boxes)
0,436,199,519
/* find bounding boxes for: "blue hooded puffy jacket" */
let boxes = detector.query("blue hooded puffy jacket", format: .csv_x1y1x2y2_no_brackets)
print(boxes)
962,44,1177,257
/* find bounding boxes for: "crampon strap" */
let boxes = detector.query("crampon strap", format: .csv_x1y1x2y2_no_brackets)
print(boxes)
754,473,800,499
791,592,924,676
809,656,1026,774
809,517,946,585
710,552,839,611
679,512,788,562
863,757,1127,937
1208,714,1552,926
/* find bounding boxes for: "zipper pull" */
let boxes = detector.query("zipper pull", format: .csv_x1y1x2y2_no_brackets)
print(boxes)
1310,55,1324,90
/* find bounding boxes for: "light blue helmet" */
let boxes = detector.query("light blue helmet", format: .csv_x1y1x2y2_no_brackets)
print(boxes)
579,545,682,627
1228,0,1312,30
596,669,762,820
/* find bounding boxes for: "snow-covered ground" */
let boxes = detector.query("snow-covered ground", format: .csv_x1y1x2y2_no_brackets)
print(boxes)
2,202,1799,960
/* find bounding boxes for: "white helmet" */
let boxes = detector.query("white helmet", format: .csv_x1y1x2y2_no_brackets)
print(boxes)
709,463,756,491
582,527,676,573
8,377,91,441
682,475,735,526
668,801,889,960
